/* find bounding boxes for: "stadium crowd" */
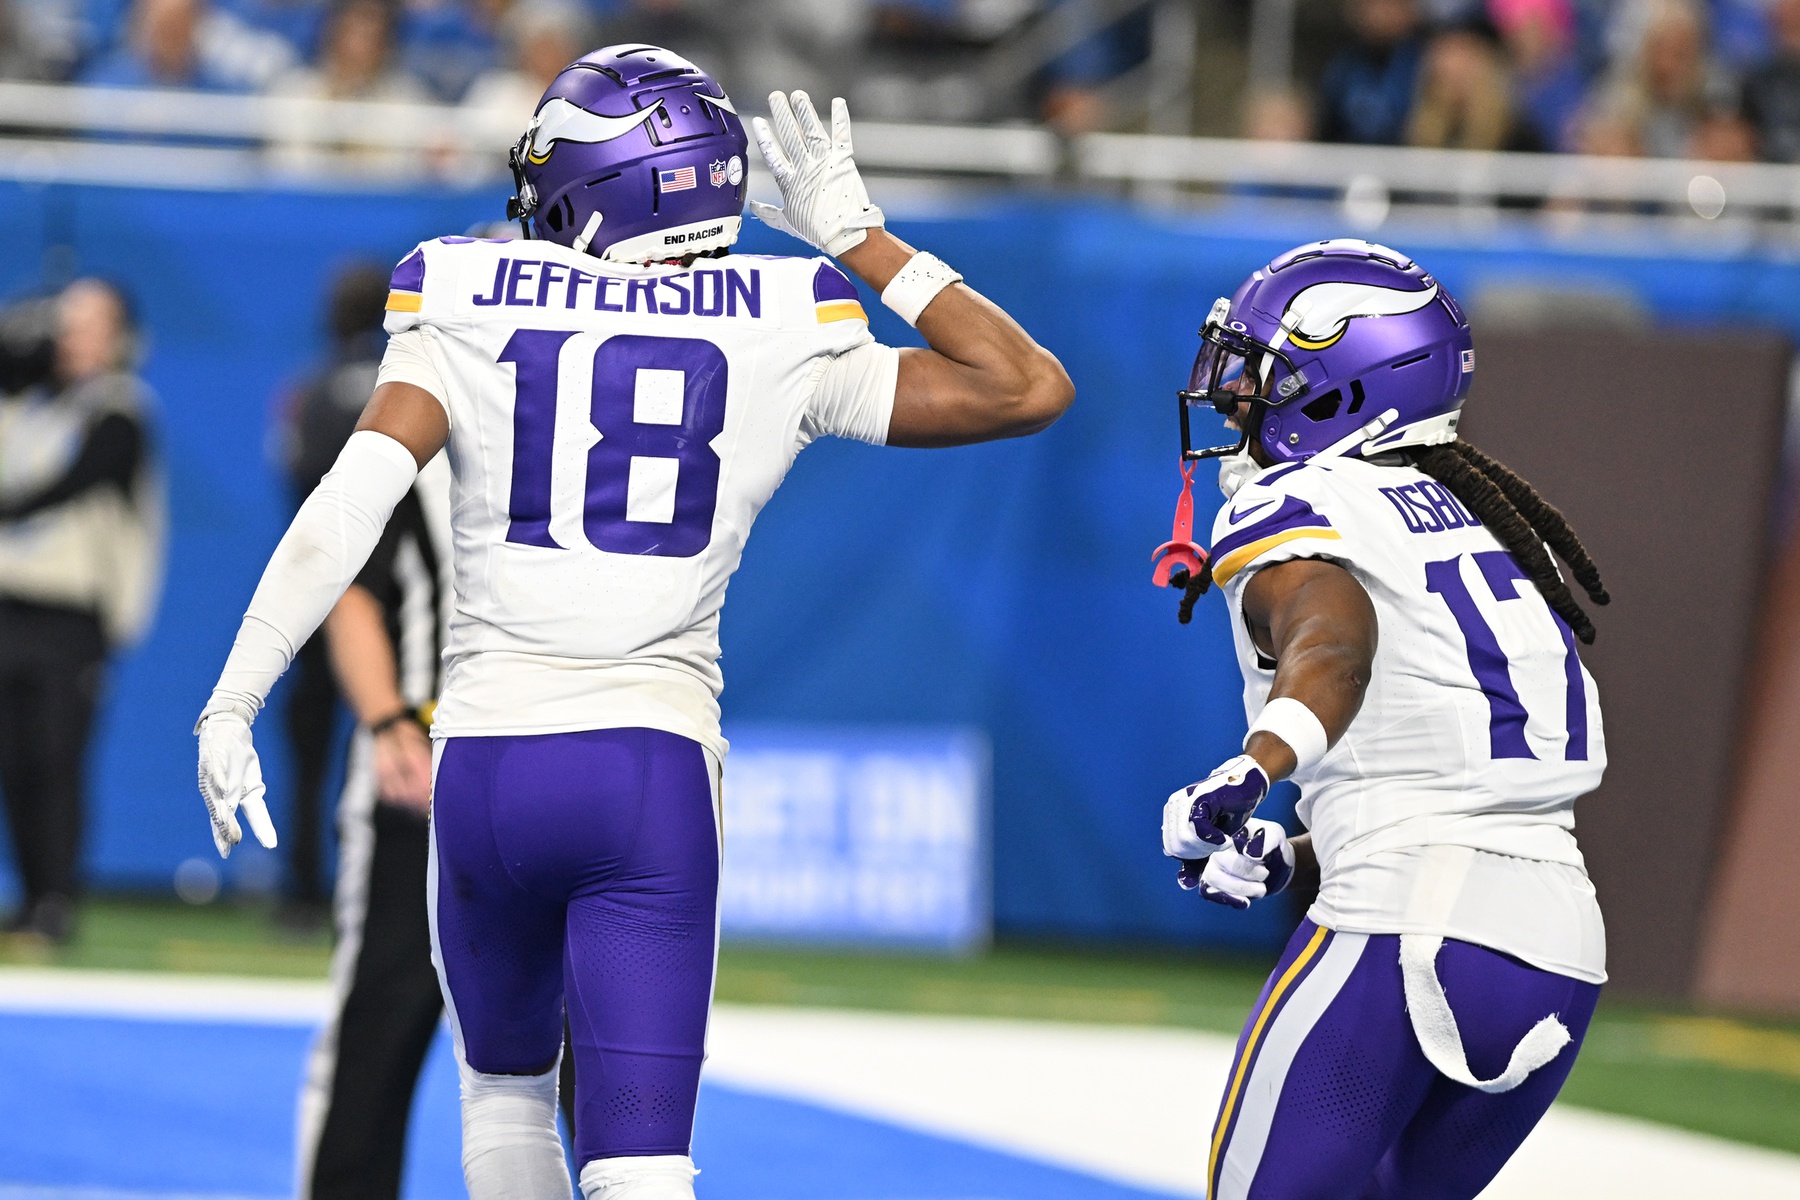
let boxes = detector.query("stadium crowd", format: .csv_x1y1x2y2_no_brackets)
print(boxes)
0,0,1793,171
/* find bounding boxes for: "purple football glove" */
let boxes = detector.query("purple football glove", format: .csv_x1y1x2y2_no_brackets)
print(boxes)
1197,818,1296,909
1162,753,1270,887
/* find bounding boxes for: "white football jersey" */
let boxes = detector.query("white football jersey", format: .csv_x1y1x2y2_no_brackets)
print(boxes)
377,236,897,756
1212,454,1608,981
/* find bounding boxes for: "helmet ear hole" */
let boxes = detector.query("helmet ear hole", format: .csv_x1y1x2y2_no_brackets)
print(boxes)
1301,388,1343,422
546,204,564,232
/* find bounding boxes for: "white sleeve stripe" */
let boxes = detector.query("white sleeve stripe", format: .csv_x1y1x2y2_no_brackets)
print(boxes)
808,342,897,447
377,328,452,428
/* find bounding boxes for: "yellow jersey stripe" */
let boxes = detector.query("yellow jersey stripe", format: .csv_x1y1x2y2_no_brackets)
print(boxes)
816,299,867,324
385,290,423,313
1208,924,1331,1195
1211,527,1342,586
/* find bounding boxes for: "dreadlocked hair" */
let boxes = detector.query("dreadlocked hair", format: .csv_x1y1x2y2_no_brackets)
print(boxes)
1410,440,1609,644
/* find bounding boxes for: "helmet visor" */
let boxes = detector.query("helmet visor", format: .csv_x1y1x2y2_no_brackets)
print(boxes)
1186,325,1273,414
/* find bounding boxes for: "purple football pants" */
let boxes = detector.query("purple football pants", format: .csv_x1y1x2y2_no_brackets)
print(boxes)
429,728,719,1168
1207,919,1599,1200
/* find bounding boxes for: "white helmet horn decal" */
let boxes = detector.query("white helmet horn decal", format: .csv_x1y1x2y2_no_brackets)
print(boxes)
1279,280,1441,352
526,98,664,164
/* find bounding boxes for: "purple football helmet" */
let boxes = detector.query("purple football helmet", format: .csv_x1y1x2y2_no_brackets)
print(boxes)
1179,239,1475,465
507,44,748,263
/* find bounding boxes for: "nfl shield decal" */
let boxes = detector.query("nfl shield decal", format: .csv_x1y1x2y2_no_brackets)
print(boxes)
709,160,728,187
659,166,697,192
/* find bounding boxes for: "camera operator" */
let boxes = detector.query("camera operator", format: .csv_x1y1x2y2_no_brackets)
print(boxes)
0,278,164,944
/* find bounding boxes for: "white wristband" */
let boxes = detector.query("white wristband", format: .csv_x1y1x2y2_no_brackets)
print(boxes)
1246,697,1330,774
880,252,962,326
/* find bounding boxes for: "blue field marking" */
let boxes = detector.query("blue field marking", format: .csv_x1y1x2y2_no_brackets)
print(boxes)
0,1012,1178,1200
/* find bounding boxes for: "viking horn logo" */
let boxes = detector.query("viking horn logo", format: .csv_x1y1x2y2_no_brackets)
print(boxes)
526,98,664,164
1281,281,1441,352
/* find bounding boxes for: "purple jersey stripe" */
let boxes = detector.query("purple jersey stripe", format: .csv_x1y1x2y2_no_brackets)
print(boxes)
1257,462,1308,487
812,262,859,304
390,248,425,294
1210,495,1335,562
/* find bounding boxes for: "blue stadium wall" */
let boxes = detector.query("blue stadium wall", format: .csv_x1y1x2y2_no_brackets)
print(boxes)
2,178,1798,952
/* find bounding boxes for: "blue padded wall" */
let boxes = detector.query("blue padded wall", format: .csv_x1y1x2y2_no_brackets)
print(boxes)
3,178,1797,950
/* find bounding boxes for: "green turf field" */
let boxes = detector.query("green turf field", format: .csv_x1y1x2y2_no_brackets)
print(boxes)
7,898,1799,1156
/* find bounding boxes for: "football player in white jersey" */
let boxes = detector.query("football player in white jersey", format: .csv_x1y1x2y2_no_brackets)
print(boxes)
193,46,1071,1200
1153,240,1610,1200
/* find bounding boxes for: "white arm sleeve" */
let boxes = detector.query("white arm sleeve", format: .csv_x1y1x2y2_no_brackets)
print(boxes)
802,342,897,446
199,430,420,726
375,327,451,424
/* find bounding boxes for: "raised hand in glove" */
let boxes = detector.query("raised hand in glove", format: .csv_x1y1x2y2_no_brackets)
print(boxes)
1196,818,1295,908
196,710,278,858
749,91,885,257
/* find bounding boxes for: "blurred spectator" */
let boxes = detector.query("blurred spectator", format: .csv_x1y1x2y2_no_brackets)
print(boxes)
274,263,388,924
267,0,427,172
1688,105,1756,159
216,0,329,62
200,0,304,88
1038,1,1151,135
0,279,164,945
1243,85,1313,140
1489,0,1588,149
80,0,243,89
1571,106,1642,155
399,0,508,101
1590,0,1738,158
1317,0,1426,144
1743,0,1800,162
1711,0,1774,72
0,0,66,79
1406,27,1529,150
270,0,424,100
461,1,587,125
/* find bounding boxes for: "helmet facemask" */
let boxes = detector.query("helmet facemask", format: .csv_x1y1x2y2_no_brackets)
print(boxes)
1176,301,1310,462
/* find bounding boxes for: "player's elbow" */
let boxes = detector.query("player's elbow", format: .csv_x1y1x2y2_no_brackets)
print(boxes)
993,349,1074,438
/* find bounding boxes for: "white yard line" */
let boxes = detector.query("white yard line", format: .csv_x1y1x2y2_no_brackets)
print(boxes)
0,967,331,1024
6,967,1800,1198
704,1005,1800,1200
0,1188,280,1200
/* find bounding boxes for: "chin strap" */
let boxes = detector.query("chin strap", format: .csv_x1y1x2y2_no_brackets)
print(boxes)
1151,459,1212,624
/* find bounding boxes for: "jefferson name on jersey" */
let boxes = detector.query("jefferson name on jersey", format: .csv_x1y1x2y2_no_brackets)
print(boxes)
462,253,764,318
385,236,867,326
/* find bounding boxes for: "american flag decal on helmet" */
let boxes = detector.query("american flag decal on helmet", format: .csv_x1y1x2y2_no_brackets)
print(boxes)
1461,348,1476,373
658,166,698,192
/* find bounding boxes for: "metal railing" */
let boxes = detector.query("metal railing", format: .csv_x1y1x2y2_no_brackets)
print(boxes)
1,81,1796,226
1076,133,1800,219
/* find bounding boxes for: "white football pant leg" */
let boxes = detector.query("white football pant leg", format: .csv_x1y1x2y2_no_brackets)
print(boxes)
459,1055,571,1200
577,1155,698,1200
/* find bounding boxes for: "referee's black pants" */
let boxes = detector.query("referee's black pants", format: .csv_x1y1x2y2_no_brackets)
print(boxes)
299,729,443,1200
0,599,106,926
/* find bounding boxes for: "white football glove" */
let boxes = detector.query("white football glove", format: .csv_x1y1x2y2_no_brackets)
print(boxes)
1161,753,1270,861
749,91,885,257
1197,818,1296,908
196,711,278,858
